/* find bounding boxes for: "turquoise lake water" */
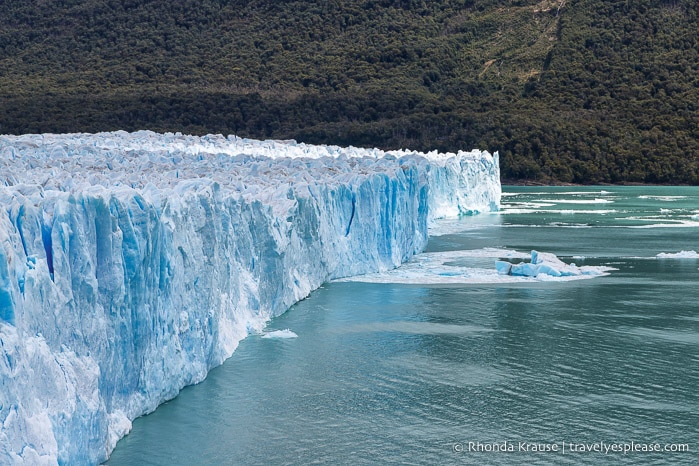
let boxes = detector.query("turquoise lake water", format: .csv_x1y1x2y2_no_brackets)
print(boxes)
106,186,698,465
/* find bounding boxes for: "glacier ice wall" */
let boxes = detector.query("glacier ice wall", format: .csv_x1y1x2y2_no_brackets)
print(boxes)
0,131,500,465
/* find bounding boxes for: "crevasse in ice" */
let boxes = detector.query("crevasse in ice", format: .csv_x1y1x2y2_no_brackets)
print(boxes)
0,131,500,465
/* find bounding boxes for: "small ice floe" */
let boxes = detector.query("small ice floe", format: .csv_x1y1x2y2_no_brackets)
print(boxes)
540,198,614,204
656,250,699,259
496,250,613,278
337,248,613,284
262,329,298,339
639,195,687,201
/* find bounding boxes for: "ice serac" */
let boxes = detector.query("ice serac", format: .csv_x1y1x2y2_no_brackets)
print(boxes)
0,131,500,465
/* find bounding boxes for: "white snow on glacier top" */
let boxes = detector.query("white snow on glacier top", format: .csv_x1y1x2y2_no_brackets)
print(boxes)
1,130,492,188
0,130,501,220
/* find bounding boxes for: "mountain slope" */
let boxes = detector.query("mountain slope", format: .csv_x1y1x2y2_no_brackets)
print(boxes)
1,0,697,183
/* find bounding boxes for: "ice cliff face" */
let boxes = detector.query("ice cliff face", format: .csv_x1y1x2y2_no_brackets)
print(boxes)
0,131,500,465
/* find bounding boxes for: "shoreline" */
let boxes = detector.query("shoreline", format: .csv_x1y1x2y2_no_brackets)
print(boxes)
501,179,696,187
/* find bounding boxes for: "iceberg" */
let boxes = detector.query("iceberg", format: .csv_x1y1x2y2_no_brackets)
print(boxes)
496,250,612,278
0,131,500,465
656,250,699,259
339,248,614,285
261,329,298,339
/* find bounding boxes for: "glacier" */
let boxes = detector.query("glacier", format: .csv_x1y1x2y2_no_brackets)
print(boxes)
0,131,500,465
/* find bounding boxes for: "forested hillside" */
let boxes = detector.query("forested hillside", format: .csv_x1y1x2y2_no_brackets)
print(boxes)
1,0,698,183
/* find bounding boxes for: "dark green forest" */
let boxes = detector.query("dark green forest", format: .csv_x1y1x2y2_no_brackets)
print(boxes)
1,0,698,184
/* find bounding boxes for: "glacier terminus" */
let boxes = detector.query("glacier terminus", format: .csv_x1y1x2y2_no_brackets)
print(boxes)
0,131,500,465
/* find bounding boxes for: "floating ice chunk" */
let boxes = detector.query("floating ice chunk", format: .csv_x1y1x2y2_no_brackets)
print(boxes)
262,329,298,339
497,250,611,277
338,248,612,284
639,195,687,201
495,261,513,275
656,250,699,258
539,198,614,204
